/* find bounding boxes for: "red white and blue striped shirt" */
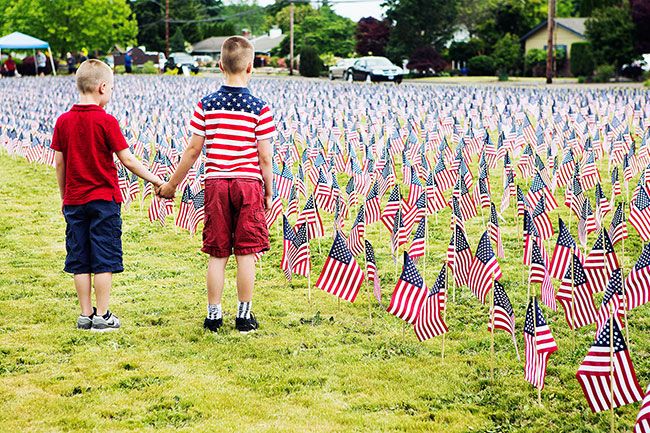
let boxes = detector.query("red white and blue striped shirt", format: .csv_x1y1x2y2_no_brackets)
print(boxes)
189,85,276,180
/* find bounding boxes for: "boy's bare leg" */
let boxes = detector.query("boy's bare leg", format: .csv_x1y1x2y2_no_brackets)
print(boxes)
74,274,93,316
235,254,256,301
207,256,229,304
93,272,112,316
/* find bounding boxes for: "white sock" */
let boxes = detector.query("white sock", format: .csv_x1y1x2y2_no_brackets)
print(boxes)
237,301,251,319
207,304,222,320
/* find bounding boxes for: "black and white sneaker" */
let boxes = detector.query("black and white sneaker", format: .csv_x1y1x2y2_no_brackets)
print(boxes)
91,311,121,332
235,313,258,334
203,317,223,332
76,307,96,330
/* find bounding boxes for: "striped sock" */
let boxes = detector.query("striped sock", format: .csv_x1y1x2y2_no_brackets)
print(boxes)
207,304,222,320
237,301,251,319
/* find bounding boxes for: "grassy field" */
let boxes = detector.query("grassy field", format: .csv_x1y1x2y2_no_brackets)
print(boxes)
1,151,649,433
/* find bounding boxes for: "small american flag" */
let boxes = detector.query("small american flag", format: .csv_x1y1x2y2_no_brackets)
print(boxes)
531,195,554,241
529,240,556,311
608,202,628,246
629,185,650,242
595,268,625,337
346,204,365,257
408,217,426,261
365,240,381,303
488,202,505,258
281,215,296,280
488,280,516,340
296,195,324,240
387,252,428,324
557,253,597,329
550,218,579,279
584,229,619,293
524,297,558,390
291,223,311,277
413,266,448,341
468,231,502,304
365,181,381,224
316,231,364,303
380,185,402,231
576,317,643,413
446,223,473,287
426,171,447,214
624,242,650,311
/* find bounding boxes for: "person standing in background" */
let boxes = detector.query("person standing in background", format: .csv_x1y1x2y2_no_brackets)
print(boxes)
124,51,132,74
66,52,77,74
1,54,17,77
36,50,47,76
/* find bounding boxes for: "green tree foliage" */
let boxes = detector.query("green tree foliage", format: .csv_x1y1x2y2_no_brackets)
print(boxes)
448,38,485,62
170,27,186,53
492,33,521,74
221,1,267,35
570,42,594,76
524,48,546,76
467,54,496,75
578,0,621,16
474,0,538,49
1,0,137,56
272,5,354,58
382,0,457,62
298,45,323,77
585,4,636,70
355,17,390,56
267,4,317,33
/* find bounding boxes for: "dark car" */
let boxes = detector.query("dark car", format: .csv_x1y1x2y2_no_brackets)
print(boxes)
164,52,199,74
345,56,404,83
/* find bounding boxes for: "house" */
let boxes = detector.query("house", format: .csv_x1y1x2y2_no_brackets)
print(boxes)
190,28,284,66
520,18,588,76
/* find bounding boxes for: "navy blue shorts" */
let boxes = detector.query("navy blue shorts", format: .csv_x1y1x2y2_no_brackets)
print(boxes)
63,200,123,274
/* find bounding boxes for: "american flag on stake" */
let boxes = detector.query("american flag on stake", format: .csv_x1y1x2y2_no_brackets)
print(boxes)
556,253,597,329
365,240,381,303
281,215,296,280
447,223,473,287
529,240,556,311
365,181,381,225
531,195,554,241
524,297,558,390
346,204,365,257
634,384,650,433
624,242,650,311
488,202,505,258
413,264,448,341
316,231,364,303
291,223,311,277
408,217,426,261
468,231,502,304
584,229,619,293
609,202,628,246
629,184,650,242
576,317,643,413
489,280,519,359
595,268,625,337
387,252,428,324
550,217,580,279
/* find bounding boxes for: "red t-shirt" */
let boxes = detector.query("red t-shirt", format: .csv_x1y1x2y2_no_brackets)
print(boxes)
51,104,129,205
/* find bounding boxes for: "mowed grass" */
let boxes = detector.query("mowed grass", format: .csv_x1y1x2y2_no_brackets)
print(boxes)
1,151,649,433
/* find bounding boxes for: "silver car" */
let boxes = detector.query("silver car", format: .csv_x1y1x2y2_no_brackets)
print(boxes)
328,58,356,80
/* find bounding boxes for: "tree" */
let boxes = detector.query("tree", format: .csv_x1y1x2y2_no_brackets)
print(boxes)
268,4,317,33
578,0,621,16
299,45,323,77
407,45,447,73
474,0,538,49
630,0,650,53
492,33,521,74
448,38,485,62
585,4,636,70
570,42,594,76
467,54,496,75
170,27,186,53
1,0,137,57
355,17,390,56
382,0,457,62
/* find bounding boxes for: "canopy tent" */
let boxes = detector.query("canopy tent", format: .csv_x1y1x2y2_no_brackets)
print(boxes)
0,32,57,75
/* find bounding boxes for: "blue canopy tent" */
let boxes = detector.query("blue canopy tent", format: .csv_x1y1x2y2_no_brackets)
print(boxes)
0,31,57,75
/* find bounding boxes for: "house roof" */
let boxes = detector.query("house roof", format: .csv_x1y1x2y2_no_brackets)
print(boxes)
520,17,588,42
250,34,284,54
191,36,232,54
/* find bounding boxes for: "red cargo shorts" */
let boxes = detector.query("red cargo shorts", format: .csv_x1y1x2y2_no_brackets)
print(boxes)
202,178,270,258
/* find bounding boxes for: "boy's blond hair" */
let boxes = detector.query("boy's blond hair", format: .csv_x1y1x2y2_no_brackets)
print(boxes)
76,59,113,94
220,36,254,74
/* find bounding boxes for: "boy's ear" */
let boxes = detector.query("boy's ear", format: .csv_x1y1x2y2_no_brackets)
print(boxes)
218,60,225,73
246,62,253,74
98,81,107,95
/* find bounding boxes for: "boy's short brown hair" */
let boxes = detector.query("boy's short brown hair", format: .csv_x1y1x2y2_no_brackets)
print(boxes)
76,59,113,94
220,36,254,74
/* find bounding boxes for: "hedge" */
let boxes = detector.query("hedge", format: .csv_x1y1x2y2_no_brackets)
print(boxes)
570,42,594,77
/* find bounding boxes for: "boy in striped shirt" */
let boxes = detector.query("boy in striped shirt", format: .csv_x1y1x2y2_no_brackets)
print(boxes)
158,36,275,333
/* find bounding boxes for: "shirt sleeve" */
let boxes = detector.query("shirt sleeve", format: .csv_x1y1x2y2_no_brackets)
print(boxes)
105,115,130,153
255,105,276,141
188,101,206,137
51,118,63,151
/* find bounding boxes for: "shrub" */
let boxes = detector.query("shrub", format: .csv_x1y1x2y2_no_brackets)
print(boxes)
498,72,509,81
114,65,126,74
299,46,323,77
577,76,586,83
524,48,546,77
570,42,594,77
467,55,495,76
593,64,615,82
141,61,159,74
645,79,650,88
492,33,521,75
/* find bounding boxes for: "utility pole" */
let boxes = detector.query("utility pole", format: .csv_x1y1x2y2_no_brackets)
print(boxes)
165,0,170,57
289,0,294,75
545,0,555,84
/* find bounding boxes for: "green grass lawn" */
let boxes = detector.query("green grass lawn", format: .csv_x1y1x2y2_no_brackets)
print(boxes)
1,153,648,432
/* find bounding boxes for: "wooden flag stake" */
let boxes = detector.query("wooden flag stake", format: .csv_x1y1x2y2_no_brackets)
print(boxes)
609,303,615,433
490,273,496,382
307,270,312,306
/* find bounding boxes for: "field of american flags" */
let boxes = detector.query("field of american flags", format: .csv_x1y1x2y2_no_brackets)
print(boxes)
2,75,650,432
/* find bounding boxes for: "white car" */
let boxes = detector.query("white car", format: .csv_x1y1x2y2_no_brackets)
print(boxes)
328,58,356,80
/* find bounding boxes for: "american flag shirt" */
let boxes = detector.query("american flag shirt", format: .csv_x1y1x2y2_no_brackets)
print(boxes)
188,85,276,181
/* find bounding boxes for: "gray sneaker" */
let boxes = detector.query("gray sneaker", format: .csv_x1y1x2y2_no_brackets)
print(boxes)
77,308,96,330
91,311,121,332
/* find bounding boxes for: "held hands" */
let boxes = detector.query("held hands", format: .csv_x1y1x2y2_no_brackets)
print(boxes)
156,181,176,199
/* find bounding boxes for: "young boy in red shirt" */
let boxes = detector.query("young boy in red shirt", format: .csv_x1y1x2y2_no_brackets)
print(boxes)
157,36,275,333
52,59,164,331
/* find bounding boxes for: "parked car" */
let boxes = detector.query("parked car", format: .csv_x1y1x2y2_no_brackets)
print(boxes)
164,52,199,74
328,58,356,80
345,56,404,83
